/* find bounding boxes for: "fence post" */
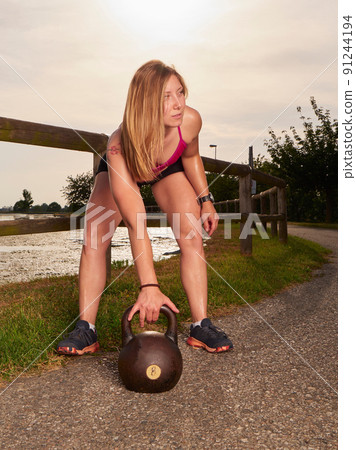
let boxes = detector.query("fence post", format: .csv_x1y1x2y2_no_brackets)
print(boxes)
251,196,258,214
269,191,278,237
235,199,239,213
277,187,288,243
239,173,252,255
260,194,268,231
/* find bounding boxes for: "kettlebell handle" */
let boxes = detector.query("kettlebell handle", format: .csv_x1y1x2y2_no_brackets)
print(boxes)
121,304,178,347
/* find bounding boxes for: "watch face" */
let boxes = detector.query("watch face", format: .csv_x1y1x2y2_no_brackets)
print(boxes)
209,193,215,203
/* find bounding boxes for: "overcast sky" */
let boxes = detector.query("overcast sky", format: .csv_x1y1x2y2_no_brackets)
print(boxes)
0,0,337,207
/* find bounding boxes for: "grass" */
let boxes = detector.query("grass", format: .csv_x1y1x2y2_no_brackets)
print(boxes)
0,224,330,385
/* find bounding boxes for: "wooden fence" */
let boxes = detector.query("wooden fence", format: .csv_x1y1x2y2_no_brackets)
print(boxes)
0,116,287,279
188,157,287,254
213,185,287,245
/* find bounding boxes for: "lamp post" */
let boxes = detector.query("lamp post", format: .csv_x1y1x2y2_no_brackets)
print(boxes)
209,144,217,160
249,145,256,195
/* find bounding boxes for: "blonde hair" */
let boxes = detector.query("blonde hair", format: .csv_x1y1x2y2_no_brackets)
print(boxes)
120,60,188,182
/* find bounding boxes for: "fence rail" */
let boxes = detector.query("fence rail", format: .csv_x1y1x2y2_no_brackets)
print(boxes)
213,184,287,243
1,116,288,279
0,116,107,175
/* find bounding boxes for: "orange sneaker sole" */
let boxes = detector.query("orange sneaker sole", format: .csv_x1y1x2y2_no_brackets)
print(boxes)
57,342,99,356
186,337,232,353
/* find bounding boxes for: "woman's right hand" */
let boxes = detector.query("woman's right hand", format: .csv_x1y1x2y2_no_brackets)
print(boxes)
128,287,179,327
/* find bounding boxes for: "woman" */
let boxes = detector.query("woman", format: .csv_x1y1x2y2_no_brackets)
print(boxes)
57,60,233,355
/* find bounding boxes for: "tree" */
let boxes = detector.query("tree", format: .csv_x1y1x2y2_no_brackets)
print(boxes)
206,173,239,202
13,189,34,212
13,201,26,212
47,202,62,212
22,189,34,209
30,203,50,213
61,172,94,211
140,184,157,206
30,204,42,213
264,97,338,222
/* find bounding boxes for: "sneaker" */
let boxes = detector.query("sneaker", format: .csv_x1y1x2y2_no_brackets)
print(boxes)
187,318,233,353
56,320,99,355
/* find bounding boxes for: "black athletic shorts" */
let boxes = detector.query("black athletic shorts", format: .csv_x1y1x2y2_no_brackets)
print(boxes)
96,153,184,187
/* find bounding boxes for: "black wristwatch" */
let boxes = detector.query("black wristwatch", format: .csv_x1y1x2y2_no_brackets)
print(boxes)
197,192,214,206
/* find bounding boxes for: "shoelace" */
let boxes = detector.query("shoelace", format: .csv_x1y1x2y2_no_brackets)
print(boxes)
64,326,93,343
204,323,228,339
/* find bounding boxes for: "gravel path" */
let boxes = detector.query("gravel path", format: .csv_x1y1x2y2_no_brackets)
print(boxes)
0,226,337,449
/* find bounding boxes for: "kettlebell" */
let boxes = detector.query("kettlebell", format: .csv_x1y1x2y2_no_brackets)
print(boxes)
118,305,183,393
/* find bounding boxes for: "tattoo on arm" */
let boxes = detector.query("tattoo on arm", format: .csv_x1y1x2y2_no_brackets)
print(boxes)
108,145,121,155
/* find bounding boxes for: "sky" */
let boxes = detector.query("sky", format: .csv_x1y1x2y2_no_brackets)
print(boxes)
0,0,338,207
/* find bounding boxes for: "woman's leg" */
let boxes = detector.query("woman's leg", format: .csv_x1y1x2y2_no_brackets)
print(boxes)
79,172,122,325
153,171,233,352
152,172,207,322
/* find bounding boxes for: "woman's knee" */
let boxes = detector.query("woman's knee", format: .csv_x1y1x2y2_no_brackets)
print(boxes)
82,215,117,253
177,226,204,254
81,174,122,252
82,231,111,255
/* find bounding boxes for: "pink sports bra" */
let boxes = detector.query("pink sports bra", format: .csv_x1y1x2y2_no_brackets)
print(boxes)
153,127,187,173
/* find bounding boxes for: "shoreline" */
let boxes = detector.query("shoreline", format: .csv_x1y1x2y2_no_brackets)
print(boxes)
0,214,163,237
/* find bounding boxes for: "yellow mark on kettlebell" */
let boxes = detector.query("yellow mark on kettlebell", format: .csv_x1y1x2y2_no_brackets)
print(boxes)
146,364,161,380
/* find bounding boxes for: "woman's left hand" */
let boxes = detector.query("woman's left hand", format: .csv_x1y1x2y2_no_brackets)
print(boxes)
201,202,219,236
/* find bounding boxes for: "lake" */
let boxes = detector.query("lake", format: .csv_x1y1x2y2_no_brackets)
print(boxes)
0,227,180,285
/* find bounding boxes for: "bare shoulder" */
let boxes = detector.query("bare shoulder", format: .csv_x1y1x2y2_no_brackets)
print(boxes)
107,126,122,151
181,106,202,143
